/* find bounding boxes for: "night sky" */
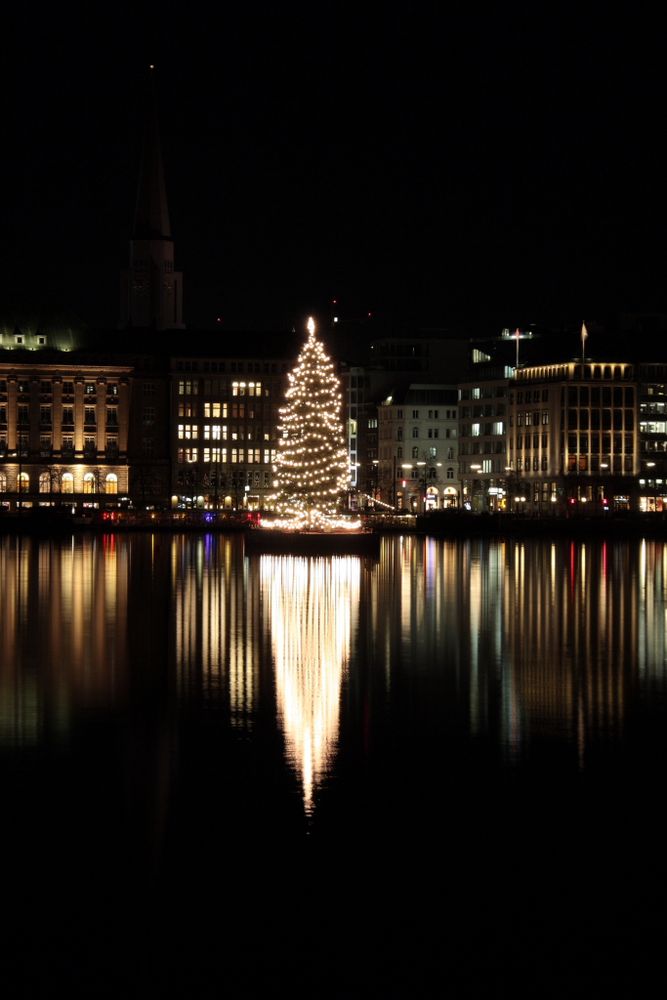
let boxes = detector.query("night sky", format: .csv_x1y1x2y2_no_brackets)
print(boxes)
3,4,666,335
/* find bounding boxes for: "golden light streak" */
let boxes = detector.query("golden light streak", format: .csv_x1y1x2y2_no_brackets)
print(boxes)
261,555,360,813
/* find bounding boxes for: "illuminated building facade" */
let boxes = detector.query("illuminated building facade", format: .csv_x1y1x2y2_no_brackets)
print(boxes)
508,361,639,513
458,377,509,511
637,364,667,512
378,384,459,510
0,358,132,509
171,351,290,510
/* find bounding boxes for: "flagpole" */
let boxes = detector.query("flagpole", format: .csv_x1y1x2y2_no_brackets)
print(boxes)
515,327,520,369
581,322,588,364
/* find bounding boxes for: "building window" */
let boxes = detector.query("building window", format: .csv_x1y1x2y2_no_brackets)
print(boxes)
412,428,419,438
178,380,198,396
84,407,96,425
412,446,419,459
203,448,226,463
17,472,29,492
105,473,118,494
206,425,227,440
178,424,198,440
84,383,96,396
204,402,226,418
447,468,454,479
0,472,7,492
62,473,74,494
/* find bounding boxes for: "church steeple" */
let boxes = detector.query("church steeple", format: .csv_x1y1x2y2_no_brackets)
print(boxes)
120,66,184,330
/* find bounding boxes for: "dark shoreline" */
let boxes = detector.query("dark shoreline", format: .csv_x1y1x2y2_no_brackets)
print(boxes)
1,509,667,541
416,510,667,539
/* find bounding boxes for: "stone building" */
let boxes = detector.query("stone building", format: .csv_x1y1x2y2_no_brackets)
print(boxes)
0,355,132,510
378,384,459,510
508,360,639,513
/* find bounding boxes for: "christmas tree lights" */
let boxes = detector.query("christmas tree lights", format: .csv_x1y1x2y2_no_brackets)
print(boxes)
268,317,358,531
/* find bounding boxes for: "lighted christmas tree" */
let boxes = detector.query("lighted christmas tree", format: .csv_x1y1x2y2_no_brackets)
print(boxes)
271,317,352,529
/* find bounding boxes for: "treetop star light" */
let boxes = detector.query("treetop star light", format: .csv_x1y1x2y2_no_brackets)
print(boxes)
269,317,357,531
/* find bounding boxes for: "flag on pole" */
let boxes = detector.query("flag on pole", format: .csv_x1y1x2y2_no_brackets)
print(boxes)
581,322,588,361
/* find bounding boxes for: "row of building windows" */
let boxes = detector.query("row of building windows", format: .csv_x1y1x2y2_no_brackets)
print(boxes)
177,448,276,464
0,472,119,493
0,381,120,397
4,406,120,426
177,424,273,441
381,446,455,460
393,427,457,440
178,379,269,397
175,361,286,375
179,401,260,419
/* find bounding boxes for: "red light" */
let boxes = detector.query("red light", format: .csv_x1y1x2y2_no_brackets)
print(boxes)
367,311,372,318
332,298,337,305
569,498,576,505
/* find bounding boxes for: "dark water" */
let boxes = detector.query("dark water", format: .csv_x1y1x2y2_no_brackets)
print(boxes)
2,532,667,995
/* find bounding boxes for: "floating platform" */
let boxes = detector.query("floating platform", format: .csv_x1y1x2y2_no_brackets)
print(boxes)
244,527,381,557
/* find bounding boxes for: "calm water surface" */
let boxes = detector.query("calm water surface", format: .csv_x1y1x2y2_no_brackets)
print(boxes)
2,532,667,994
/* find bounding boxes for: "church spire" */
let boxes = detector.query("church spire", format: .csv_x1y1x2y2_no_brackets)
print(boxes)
120,66,184,331
133,66,171,240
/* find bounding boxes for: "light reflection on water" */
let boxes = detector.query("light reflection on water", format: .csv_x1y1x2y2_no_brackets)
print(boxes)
1,533,667,793
260,555,360,813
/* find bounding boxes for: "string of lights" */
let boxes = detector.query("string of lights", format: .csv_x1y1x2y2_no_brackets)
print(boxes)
268,318,356,531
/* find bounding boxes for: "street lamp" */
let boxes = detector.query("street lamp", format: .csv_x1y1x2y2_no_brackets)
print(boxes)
416,461,426,511
469,464,482,513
